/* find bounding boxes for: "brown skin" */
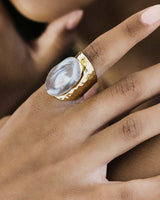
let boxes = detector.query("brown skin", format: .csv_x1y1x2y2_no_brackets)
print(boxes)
10,0,94,22
2,0,160,182
0,1,83,118
78,0,160,181
1,8,160,198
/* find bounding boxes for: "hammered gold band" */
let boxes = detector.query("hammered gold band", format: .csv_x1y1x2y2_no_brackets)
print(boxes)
55,52,97,101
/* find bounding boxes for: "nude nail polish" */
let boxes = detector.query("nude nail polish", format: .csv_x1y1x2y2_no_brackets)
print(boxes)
66,10,83,30
141,5,160,25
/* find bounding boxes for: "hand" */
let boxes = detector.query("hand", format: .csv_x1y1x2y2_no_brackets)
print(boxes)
1,5,160,199
0,1,83,117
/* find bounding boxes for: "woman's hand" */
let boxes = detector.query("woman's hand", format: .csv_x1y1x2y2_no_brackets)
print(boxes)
0,1,83,117
0,5,160,199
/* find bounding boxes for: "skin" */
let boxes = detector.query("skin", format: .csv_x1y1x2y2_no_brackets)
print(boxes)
0,1,83,118
76,0,160,181
0,6,160,199
9,0,94,22
0,0,160,183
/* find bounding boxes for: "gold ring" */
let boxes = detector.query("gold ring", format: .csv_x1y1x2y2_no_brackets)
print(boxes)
45,51,97,101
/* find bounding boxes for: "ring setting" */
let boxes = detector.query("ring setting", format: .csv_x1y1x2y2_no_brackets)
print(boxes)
45,52,97,101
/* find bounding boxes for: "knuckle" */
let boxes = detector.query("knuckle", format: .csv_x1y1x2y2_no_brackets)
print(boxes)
122,20,139,39
42,123,63,141
113,74,141,98
26,87,48,114
118,184,134,200
84,40,101,64
121,115,142,140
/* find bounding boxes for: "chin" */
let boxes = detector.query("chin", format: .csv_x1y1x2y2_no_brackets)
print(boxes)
9,0,94,22
9,0,57,22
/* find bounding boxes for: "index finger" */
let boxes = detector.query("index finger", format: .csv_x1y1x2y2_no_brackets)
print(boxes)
84,5,160,77
61,5,160,140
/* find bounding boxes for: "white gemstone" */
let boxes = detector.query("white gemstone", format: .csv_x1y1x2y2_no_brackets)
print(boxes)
45,57,82,96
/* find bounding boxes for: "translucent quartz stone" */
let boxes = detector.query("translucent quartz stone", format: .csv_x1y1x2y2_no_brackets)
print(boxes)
45,57,82,96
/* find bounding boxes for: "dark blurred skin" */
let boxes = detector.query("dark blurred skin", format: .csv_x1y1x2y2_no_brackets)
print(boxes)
7,0,160,181
0,1,84,118
10,0,94,22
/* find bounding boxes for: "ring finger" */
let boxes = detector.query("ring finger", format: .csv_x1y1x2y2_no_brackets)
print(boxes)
43,5,160,107
60,5,160,139
81,102,160,170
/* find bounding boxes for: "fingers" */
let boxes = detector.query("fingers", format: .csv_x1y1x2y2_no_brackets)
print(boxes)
94,176,160,200
65,63,160,139
31,10,83,72
48,5,160,109
82,103,160,168
84,5,160,77
34,5,160,107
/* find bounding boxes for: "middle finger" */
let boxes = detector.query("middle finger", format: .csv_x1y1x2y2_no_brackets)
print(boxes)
59,5,160,140
65,63,160,140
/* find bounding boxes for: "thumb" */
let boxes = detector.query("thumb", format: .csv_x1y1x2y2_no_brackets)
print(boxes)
30,10,83,72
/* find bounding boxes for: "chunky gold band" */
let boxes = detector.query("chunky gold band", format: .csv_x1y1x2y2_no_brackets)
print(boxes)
55,52,97,101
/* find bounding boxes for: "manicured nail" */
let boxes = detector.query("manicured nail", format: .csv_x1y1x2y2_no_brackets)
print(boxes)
141,5,160,25
66,10,83,30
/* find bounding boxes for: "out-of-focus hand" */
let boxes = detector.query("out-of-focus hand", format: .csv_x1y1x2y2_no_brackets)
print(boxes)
0,1,83,117
10,0,94,22
0,5,160,199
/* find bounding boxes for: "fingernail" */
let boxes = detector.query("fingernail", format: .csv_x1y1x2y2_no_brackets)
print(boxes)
141,5,160,25
66,10,83,30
